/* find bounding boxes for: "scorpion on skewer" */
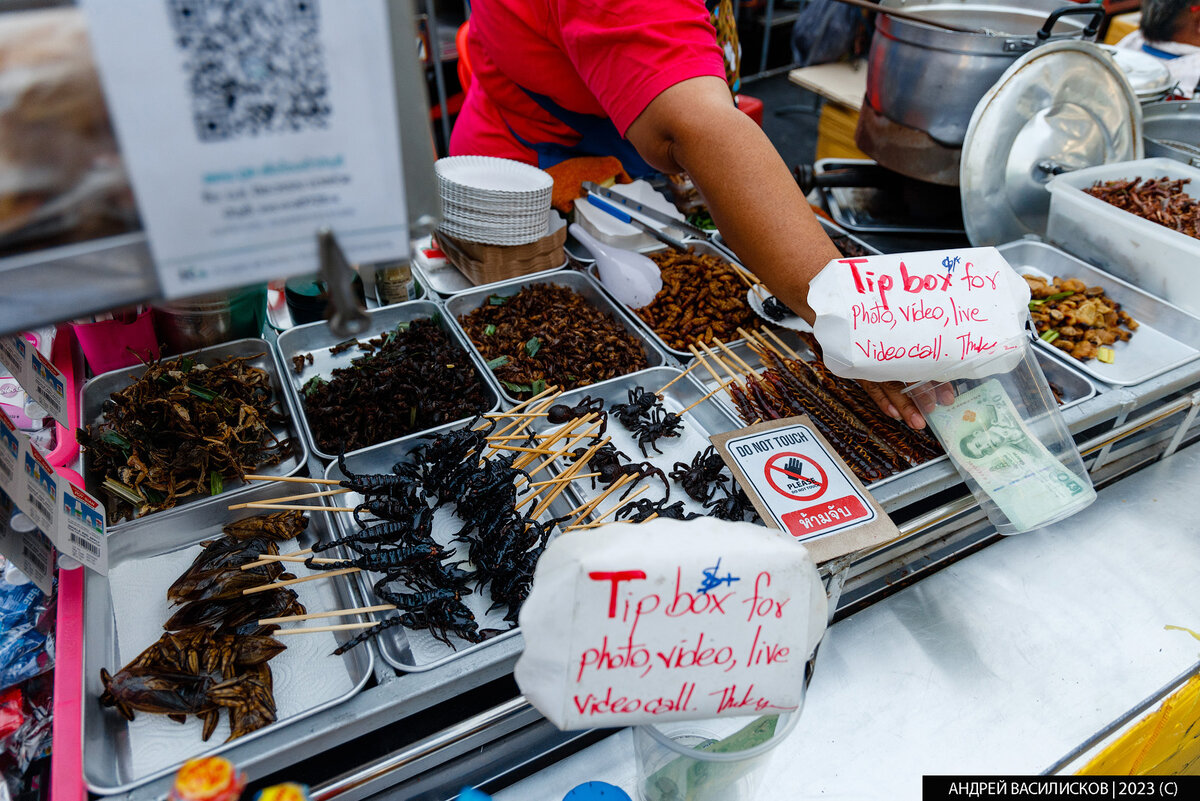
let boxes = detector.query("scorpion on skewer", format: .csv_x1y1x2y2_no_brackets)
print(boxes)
332,597,505,654
569,442,669,500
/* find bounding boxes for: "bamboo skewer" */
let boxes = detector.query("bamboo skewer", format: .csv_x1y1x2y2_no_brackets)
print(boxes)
240,503,356,512
697,341,745,388
242,547,314,570
485,443,565,455
528,437,612,518
563,483,648,530
482,411,548,419
526,472,599,487
654,361,700,396
561,473,635,525
242,566,359,595
688,345,727,387
517,419,603,480
731,262,769,300
484,395,562,454
679,380,735,415
228,486,350,509
762,326,805,361
244,553,340,565
712,337,758,376
259,602,396,625
245,475,341,485
274,621,379,636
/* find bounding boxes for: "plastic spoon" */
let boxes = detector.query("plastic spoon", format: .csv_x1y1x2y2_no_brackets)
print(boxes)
569,223,663,308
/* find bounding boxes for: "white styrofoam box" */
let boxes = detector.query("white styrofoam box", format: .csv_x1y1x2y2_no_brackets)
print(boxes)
1046,157,1200,317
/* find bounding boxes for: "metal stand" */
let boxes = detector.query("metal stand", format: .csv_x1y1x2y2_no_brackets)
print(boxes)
317,228,371,338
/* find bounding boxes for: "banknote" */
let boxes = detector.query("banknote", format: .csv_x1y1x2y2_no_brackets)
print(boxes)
926,379,1095,532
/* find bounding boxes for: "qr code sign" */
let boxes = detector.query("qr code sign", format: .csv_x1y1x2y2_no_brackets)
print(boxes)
168,0,331,142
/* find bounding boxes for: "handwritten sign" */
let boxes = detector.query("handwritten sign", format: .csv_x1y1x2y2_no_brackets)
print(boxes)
514,518,827,730
711,417,899,564
808,247,1031,382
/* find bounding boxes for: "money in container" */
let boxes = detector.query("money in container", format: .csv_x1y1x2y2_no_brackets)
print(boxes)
903,337,1095,535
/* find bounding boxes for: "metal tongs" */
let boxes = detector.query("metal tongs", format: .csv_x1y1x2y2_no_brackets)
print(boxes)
581,181,711,244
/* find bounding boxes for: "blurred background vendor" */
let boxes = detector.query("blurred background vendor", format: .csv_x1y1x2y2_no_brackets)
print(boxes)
450,1,930,428
1116,0,1200,98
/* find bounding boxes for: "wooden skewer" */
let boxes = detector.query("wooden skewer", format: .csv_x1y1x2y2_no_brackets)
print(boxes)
484,395,563,455
259,602,396,625
517,418,603,477
762,326,805,361
534,436,613,516
564,483,648,530
506,384,561,413
482,411,548,419
688,345,727,387
653,361,701,396
565,473,635,524
712,337,758,376
240,503,356,512
242,547,314,570
244,553,340,565
679,380,734,415
486,443,564,455
529,438,612,518
697,341,746,388
527,472,599,487
245,475,341,485
274,621,379,636
642,513,660,523
229,486,350,509
242,566,359,594
738,327,784,359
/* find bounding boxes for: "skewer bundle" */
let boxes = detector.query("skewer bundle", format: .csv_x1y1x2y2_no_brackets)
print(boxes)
691,329,942,483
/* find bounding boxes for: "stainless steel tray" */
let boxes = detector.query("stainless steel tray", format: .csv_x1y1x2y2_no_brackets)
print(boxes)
583,238,759,362
274,299,501,462
413,228,570,298
323,420,580,673
543,366,747,522
444,270,668,406
80,337,309,531
999,240,1200,386
82,482,373,794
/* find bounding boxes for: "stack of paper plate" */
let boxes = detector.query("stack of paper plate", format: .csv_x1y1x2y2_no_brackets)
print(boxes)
436,156,553,246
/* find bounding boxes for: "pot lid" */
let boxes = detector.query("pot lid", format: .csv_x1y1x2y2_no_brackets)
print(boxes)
1097,44,1174,98
961,40,1143,247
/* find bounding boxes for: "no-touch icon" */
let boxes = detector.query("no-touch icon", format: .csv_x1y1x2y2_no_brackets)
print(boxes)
764,453,827,501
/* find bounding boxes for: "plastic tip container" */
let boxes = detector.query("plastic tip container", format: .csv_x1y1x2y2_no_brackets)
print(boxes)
904,338,1095,535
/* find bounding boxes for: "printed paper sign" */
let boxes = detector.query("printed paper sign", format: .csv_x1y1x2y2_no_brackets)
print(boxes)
81,0,410,297
0,335,69,429
0,493,56,595
20,445,57,536
0,409,19,500
809,247,1031,382
0,335,25,379
515,518,828,730
711,417,899,564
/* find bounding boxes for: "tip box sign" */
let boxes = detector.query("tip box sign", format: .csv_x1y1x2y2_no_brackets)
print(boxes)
712,417,899,563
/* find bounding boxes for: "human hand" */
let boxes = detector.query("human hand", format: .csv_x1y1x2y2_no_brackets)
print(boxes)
858,379,927,430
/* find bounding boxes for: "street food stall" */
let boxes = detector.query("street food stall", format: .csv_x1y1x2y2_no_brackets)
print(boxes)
2,2,1200,800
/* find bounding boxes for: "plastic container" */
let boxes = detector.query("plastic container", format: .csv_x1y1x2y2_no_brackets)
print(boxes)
1045,157,1200,317
632,710,801,801
154,285,267,355
69,309,159,375
283,274,365,325
904,339,1095,535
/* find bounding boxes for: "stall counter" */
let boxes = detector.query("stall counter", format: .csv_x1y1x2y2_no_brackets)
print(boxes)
493,442,1200,798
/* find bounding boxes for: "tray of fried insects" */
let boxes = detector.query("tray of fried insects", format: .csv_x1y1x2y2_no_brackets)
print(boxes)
83,482,373,794
318,393,602,673
446,269,669,407
528,366,763,528
998,239,1200,387
79,337,308,531
274,299,501,462
582,238,767,363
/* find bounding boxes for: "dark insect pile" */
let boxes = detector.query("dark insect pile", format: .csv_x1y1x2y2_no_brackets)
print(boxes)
458,284,650,399
635,248,760,351
98,511,308,742
1084,176,1199,240
79,354,295,522
300,318,491,454
718,334,942,483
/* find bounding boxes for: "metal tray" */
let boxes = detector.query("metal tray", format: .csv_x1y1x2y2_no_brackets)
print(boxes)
999,240,1200,386
80,337,309,531
274,299,501,462
542,366,747,522
413,229,570,298
82,482,373,794
323,420,580,672
815,158,967,236
444,270,669,407
583,238,760,362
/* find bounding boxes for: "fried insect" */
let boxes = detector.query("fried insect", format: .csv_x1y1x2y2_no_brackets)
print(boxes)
632,406,684,457
703,483,759,523
669,445,729,503
610,386,663,430
615,497,700,523
572,442,670,500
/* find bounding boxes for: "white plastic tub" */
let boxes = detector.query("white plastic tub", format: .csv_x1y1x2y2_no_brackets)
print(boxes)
1046,157,1200,317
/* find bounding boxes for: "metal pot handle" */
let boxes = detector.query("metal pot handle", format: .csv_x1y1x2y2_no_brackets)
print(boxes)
1036,3,1105,42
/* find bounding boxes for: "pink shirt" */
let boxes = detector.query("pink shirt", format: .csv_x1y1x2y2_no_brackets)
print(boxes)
449,0,726,175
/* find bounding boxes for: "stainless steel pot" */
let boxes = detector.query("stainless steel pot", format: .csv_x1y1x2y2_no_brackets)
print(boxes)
866,1,1104,148
1142,100,1200,167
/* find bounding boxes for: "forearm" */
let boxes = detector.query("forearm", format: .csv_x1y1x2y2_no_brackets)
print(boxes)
669,108,839,324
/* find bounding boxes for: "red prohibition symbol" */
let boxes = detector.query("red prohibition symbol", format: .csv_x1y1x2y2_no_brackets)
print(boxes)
764,452,828,501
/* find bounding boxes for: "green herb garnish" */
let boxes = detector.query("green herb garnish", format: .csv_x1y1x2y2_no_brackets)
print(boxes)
487,355,509,369
1040,330,1060,343
484,324,497,336
525,337,541,358
209,471,223,496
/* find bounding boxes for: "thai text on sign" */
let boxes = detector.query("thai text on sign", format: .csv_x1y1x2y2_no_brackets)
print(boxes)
515,519,827,730
808,247,1031,382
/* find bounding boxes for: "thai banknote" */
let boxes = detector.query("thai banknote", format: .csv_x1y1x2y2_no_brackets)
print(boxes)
926,379,1095,532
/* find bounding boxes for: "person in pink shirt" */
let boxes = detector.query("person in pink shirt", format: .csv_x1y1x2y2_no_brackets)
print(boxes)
451,0,927,429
